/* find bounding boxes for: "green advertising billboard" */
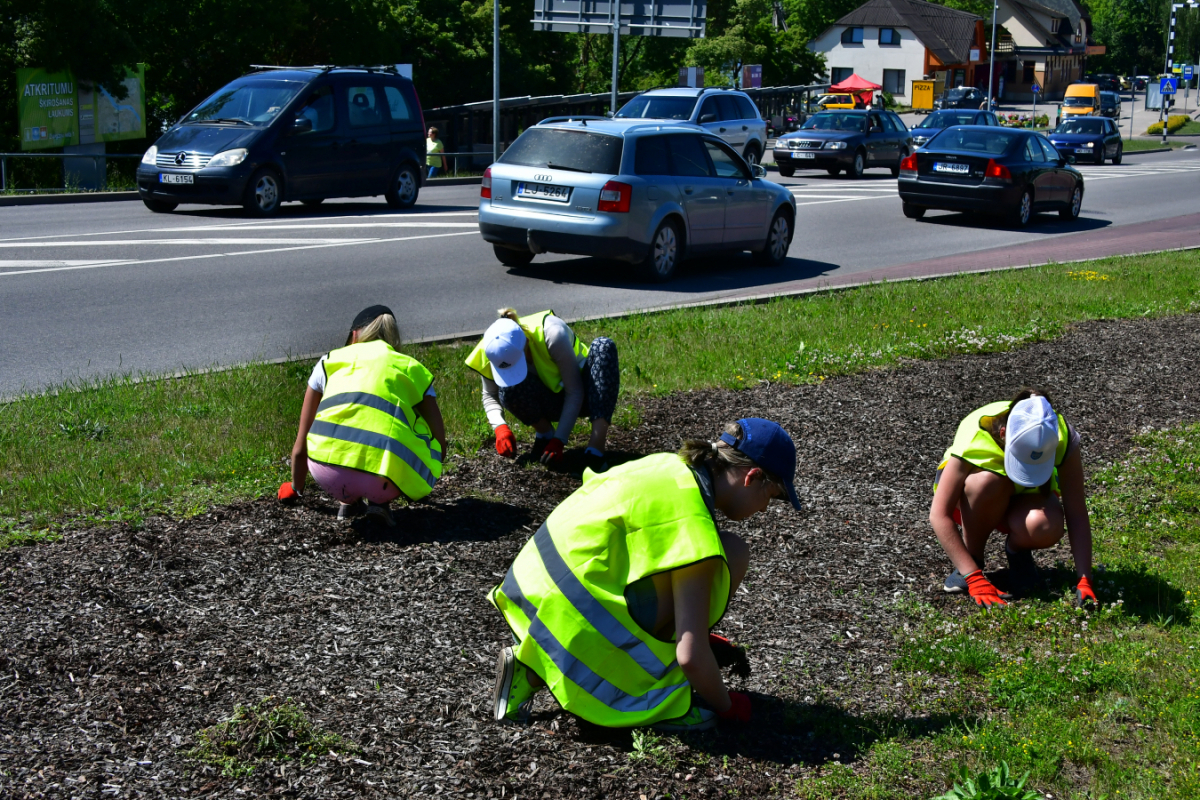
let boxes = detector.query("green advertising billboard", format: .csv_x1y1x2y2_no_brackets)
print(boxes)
17,65,145,151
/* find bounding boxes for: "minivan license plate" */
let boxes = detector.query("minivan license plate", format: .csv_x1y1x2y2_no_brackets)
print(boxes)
517,182,569,202
933,162,970,174
159,173,194,184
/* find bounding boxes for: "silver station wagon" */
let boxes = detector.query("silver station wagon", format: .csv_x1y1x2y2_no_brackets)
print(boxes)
478,119,797,282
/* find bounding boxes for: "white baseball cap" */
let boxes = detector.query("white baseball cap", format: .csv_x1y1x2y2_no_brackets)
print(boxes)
1004,396,1059,488
482,318,528,387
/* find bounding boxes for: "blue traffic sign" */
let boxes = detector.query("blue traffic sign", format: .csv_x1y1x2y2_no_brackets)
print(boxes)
1161,76,1178,95
1185,65,1195,80
1031,83,1041,93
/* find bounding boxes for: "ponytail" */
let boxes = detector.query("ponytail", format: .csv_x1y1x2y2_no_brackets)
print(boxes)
679,421,786,493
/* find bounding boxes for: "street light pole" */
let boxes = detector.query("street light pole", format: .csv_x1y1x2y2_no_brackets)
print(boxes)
610,0,621,115
493,0,500,163
987,0,998,110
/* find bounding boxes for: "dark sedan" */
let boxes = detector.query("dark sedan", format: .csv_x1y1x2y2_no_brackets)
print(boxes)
911,109,1001,148
773,110,913,179
1047,117,1123,165
1098,91,1121,119
934,86,986,110
897,126,1084,227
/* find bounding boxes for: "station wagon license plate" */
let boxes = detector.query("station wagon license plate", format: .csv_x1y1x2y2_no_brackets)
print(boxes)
933,162,970,174
516,182,569,202
791,152,815,159
159,173,194,184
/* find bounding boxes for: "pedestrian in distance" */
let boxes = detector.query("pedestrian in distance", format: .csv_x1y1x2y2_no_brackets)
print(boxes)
489,418,803,731
278,305,447,527
426,127,446,179
466,308,618,473
930,389,1096,609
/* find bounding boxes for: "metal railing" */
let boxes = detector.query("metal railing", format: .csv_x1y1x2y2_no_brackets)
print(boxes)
0,152,143,193
428,150,507,177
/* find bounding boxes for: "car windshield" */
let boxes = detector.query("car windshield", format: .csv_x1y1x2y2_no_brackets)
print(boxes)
186,80,305,125
500,128,624,174
927,127,1018,155
1062,96,1093,107
615,95,697,121
1055,119,1105,134
918,111,977,129
801,112,865,132
945,88,972,100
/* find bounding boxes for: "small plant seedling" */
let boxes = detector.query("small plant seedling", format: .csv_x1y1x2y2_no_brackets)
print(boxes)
931,761,1042,800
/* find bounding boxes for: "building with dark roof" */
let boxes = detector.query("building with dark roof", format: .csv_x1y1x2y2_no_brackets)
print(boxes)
992,0,1105,102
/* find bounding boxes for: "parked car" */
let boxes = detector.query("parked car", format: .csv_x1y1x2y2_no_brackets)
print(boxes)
773,109,913,178
897,126,1084,227
477,120,797,282
1133,76,1149,91
911,109,1002,148
1119,76,1132,91
1061,83,1101,118
615,88,769,166
1047,117,1123,165
1098,91,1121,119
934,86,986,110
814,93,864,110
1089,74,1122,93
137,66,426,216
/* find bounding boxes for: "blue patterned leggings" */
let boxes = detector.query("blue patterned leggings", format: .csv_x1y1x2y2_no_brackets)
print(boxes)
498,337,619,425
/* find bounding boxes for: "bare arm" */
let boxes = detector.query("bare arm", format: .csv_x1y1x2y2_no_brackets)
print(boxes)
672,559,731,713
413,395,448,455
1056,446,1092,579
545,317,584,442
929,457,978,575
290,387,322,493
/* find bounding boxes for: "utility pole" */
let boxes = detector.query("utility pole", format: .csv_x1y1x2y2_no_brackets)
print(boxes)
1164,1,1200,144
610,0,621,115
986,0,998,110
493,0,500,162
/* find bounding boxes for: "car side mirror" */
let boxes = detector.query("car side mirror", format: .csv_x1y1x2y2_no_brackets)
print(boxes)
751,163,767,179
290,116,313,134
699,113,717,124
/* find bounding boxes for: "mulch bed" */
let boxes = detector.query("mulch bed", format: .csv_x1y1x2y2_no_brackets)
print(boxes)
2,315,1198,799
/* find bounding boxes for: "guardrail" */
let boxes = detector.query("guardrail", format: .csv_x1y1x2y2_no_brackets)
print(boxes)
0,152,143,193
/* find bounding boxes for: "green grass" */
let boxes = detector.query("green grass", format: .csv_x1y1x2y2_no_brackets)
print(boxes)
820,423,1200,799
2,249,1199,535
1122,138,1193,152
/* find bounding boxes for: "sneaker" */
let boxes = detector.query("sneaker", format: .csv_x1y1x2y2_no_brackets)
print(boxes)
1006,544,1041,592
582,452,609,475
943,569,968,593
364,501,395,528
651,705,718,733
493,646,538,724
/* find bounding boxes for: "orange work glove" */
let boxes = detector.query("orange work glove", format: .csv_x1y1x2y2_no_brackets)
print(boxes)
495,424,516,458
277,481,301,504
965,569,1011,609
717,691,752,723
1076,576,1098,607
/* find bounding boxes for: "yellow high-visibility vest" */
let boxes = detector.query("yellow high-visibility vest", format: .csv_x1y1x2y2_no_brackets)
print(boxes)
465,310,589,392
934,400,1069,494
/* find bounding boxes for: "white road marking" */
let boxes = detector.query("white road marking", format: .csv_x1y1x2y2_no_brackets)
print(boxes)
3,238,381,247
793,196,894,207
0,231,479,278
0,260,126,268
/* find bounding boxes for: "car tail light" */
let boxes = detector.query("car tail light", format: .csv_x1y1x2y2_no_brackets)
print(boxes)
899,153,918,174
597,180,631,213
984,159,1012,182
481,167,492,199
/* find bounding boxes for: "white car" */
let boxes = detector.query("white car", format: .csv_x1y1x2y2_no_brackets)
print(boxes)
614,88,770,168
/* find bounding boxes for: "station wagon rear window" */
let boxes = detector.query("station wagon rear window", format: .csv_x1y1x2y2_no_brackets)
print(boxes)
501,128,623,174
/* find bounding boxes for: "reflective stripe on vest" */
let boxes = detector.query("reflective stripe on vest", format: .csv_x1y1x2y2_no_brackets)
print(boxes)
306,341,442,500
934,400,1069,494
464,310,589,393
490,453,728,727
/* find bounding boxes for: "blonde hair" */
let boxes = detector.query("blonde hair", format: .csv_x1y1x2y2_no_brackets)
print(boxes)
497,306,532,335
348,313,402,350
678,421,786,492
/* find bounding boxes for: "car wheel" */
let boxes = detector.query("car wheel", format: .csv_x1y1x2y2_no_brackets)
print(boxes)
891,149,907,178
848,151,865,179
385,162,420,209
638,218,682,282
826,167,840,177
142,197,177,213
752,210,792,266
902,202,926,219
302,198,324,207
1112,145,1123,165
1011,188,1033,227
1094,149,1105,166
742,145,761,167
493,245,535,267
243,169,282,217
1060,184,1083,220
777,164,795,178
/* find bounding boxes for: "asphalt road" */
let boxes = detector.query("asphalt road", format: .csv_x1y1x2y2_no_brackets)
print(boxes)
1,148,1198,398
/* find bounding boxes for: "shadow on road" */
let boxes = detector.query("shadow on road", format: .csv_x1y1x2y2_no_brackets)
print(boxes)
914,211,1113,234
161,200,478,219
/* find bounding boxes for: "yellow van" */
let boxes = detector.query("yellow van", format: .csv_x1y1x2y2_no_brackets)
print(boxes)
1061,83,1100,117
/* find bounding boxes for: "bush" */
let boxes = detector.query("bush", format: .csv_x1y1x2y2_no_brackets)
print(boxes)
932,762,1042,800
1147,114,1190,135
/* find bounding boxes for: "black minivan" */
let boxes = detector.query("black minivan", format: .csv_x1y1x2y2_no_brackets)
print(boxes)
137,66,426,216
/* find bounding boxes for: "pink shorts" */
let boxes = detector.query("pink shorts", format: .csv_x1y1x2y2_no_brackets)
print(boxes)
308,459,402,505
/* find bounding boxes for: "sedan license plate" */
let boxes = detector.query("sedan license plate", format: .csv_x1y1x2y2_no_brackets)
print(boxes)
1075,148,1093,154
516,182,569,202
933,162,970,175
792,152,815,159
159,173,194,184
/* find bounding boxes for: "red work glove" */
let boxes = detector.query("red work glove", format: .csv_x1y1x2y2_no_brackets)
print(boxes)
494,424,516,458
277,481,301,505
709,633,752,679
1076,576,1098,607
965,569,1011,609
539,437,565,465
717,691,752,723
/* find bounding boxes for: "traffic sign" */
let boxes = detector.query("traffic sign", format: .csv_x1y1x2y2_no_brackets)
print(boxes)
1161,76,1178,95
1031,83,1041,93
1185,65,1195,80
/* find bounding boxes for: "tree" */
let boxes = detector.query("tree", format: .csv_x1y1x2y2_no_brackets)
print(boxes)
686,0,824,86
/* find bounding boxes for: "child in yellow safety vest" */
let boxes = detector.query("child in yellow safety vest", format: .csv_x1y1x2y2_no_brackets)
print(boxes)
490,418,803,732
277,305,447,527
930,388,1096,609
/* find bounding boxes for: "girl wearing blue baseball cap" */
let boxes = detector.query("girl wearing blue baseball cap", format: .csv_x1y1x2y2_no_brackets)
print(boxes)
489,418,802,733
930,389,1095,608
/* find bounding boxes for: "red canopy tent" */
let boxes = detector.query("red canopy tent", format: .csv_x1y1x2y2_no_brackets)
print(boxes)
829,74,882,108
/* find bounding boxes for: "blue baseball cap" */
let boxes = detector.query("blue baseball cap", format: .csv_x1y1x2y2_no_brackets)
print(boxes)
719,417,801,510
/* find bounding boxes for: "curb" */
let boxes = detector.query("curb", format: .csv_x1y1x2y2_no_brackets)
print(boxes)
0,191,139,207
